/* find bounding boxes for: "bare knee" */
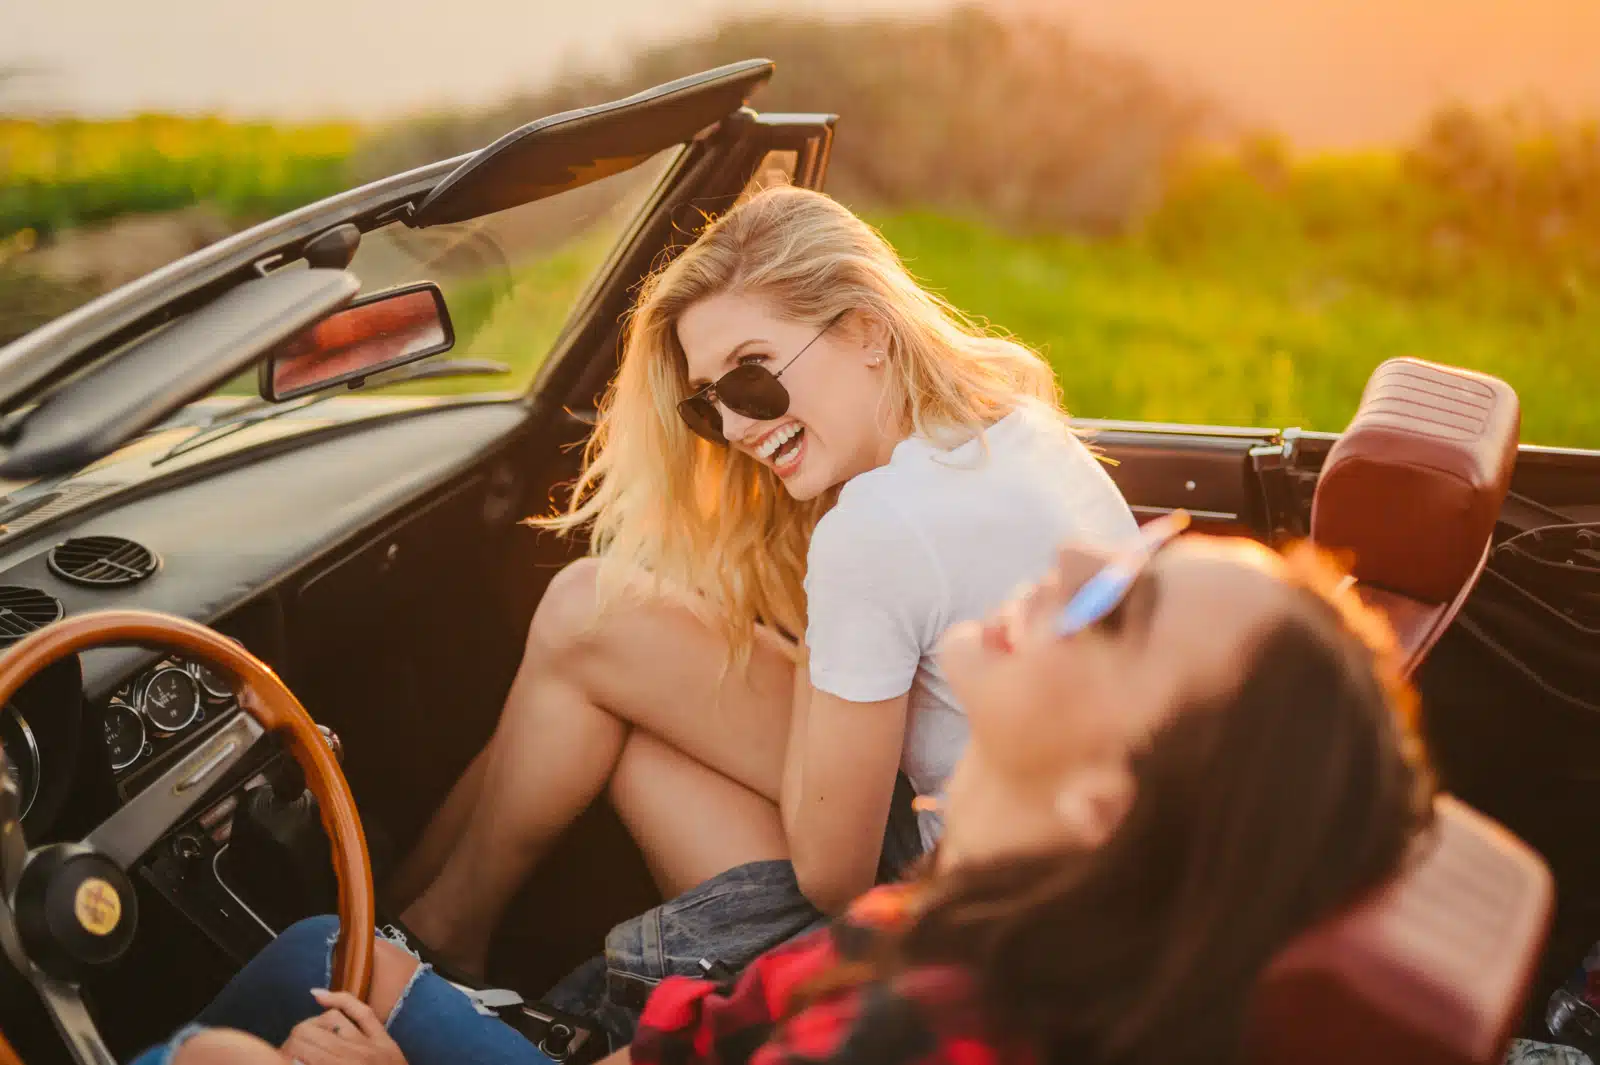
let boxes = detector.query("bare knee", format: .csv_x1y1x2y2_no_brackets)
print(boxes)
369,938,422,1022
171,1030,282,1065
526,557,603,664
608,731,674,811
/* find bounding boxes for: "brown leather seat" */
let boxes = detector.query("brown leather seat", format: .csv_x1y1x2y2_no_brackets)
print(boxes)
1248,796,1554,1065
1311,358,1520,672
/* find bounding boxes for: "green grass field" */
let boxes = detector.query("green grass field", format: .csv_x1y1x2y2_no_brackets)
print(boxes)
872,210,1600,446
0,117,357,235
404,186,1599,448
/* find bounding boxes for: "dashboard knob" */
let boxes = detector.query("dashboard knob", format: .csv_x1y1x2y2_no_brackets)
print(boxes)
541,1023,575,1059
317,724,343,763
172,832,205,865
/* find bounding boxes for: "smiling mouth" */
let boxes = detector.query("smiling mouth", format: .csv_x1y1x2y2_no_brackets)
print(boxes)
755,422,803,460
752,424,807,477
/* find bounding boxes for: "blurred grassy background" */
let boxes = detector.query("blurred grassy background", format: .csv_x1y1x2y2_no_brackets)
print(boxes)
0,116,356,236
2,9,1597,446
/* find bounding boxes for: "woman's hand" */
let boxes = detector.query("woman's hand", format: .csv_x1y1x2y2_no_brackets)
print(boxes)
279,989,406,1065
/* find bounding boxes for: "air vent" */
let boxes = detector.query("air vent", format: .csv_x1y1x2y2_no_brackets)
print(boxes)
0,587,62,645
48,536,160,588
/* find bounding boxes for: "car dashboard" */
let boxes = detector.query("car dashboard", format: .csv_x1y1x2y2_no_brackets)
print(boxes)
0,395,536,1050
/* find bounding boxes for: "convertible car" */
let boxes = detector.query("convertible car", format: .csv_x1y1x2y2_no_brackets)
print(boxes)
0,61,1597,1065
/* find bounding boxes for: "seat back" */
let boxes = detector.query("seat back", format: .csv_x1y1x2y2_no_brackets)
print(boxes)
1310,358,1520,672
1248,797,1554,1065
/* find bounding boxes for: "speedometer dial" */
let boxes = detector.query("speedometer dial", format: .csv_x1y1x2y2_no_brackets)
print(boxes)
140,667,201,733
188,660,235,700
104,702,146,771
1,706,39,818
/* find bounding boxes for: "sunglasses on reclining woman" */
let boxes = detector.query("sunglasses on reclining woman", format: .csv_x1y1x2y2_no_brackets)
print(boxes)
911,509,1193,818
1054,509,1191,636
676,312,846,445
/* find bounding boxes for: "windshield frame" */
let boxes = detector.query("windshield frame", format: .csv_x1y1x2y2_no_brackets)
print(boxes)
0,153,470,415
323,140,692,408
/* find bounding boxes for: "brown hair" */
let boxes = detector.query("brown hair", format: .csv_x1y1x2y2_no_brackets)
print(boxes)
817,543,1433,1065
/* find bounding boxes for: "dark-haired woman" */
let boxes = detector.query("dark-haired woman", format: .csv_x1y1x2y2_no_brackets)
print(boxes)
128,525,1432,1065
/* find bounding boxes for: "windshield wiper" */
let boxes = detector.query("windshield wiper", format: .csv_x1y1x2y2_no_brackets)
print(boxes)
151,358,512,467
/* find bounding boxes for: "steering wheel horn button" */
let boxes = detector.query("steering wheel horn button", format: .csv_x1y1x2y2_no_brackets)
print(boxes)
73,877,122,936
15,843,139,981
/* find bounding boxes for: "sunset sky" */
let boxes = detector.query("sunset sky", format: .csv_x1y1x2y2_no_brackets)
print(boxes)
5,0,1597,146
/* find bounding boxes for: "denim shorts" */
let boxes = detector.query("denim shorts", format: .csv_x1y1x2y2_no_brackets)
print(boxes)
542,773,927,1048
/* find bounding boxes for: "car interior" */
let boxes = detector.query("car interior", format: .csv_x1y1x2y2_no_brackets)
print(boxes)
1,61,1599,1065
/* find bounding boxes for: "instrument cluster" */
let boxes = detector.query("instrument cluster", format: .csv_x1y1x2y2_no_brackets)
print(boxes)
105,657,239,777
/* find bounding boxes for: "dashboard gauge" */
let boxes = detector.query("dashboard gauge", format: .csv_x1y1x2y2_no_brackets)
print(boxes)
140,667,201,733
1,706,39,818
104,702,146,772
188,660,235,700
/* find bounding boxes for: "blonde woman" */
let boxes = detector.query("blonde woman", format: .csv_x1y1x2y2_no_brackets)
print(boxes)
388,186,1138,1013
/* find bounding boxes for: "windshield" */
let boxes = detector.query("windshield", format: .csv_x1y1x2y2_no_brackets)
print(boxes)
205,143,682,406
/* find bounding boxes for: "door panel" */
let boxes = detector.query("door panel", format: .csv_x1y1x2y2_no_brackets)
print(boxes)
1079,420,1275,537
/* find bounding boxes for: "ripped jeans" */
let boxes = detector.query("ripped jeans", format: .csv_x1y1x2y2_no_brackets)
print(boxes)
125,917,553,1065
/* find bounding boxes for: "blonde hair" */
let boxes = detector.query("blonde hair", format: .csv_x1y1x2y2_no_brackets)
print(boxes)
535,186,1065,661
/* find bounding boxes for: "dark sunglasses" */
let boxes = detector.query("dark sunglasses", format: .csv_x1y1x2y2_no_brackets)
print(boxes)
677,313,845,445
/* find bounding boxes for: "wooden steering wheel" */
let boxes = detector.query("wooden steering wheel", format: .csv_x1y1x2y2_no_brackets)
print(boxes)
0,611,374,1065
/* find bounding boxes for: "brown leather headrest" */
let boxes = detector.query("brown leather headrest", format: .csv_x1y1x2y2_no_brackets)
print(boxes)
1311,358,1519,604
1248,796,1553,1065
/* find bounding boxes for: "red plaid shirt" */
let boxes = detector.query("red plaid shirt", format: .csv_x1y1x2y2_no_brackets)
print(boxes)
631,885,1034,1065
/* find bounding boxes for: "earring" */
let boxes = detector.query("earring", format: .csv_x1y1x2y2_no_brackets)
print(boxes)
868,349,885,368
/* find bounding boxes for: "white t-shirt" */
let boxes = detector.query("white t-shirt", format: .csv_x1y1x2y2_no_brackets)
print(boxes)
803,401,1139,851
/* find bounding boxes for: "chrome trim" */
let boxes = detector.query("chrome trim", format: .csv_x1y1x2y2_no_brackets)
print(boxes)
1133,505,1240,523
211,843,277,938
86,712,262,868
1517,442,1600,458
1070,417,1281,440
177,739,241,793
317,724,343,763
139,666,201,733
104,701,145,772
2,706,39,820
187,659,235,700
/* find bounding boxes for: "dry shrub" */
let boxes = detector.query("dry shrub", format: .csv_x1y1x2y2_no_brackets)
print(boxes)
352,7,1208,235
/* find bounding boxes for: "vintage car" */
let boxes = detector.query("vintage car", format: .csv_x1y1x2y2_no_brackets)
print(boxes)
0,60,1596,1065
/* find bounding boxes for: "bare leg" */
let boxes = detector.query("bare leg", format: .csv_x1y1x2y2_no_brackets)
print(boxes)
398,558,795,976
387,745,489,912
171,1030,283,1065
609,731,788,899
369,939,425,1020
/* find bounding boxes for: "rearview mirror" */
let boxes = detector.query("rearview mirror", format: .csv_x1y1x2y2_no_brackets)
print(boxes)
260,282,455,401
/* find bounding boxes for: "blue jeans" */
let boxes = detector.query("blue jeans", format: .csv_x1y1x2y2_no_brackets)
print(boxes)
126,916,552,1065
128,777,926,1062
